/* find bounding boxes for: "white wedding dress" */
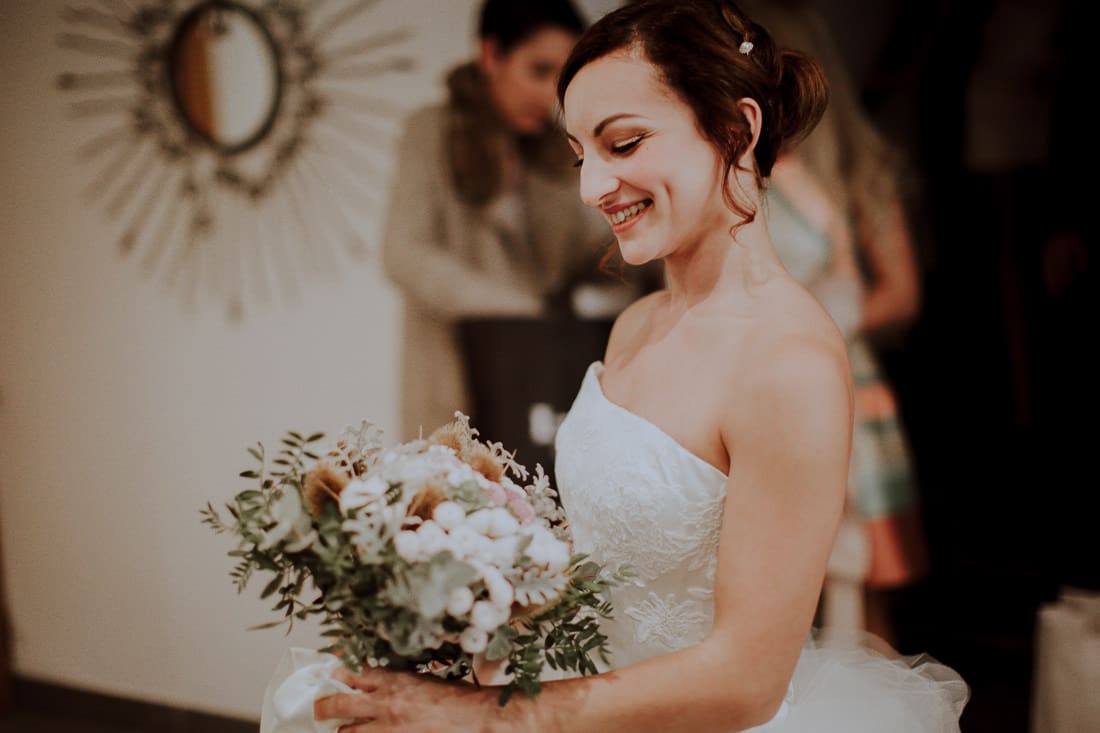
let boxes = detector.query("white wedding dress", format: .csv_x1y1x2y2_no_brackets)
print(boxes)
551,362,969,731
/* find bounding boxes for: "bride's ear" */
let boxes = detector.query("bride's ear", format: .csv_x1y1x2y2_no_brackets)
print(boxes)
735,97,763,169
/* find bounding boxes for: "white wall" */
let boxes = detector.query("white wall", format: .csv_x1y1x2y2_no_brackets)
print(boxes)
0,0,481,720
0,0,621,721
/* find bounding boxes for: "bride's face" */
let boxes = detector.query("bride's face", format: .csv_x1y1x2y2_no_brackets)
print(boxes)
563,53,730,266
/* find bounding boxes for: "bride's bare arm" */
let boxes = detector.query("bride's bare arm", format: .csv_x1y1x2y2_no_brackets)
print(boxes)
315,338,852,733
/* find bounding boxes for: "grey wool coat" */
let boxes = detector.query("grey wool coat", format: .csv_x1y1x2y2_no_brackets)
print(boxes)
382,104,610,439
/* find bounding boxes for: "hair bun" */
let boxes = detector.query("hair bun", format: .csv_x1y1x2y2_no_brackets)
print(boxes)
773,48,829,154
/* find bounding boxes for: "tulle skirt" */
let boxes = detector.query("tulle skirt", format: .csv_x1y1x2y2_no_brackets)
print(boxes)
750,632,969,732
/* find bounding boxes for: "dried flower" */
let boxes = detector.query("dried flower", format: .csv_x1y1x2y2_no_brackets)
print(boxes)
467,443,504,483
427,422,465,454
302,463,350,517
407,478,446,521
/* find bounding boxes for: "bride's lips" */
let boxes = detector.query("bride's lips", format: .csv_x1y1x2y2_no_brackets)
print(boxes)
603,199,652,234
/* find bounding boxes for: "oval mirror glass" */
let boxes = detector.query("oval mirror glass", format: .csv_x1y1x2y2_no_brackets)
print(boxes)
169,2,280,152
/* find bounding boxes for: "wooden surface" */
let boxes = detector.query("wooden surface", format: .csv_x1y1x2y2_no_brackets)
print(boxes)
3,679,255,733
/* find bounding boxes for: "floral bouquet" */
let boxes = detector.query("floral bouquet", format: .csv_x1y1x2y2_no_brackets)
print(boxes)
201,414,627,708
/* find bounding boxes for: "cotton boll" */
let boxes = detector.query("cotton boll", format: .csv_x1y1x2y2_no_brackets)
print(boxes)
482,567,515,607
417,520,448,557
476,535,495,560
490,536,520,567
545,539,572,573
446,586,475,617
487,507,519,538
433,501,466,531
446,465,475,486
525,528,558,567
466,509,493,536
459,626,488,654
394,531,422,561
471,600,508,631
523,525,568,569
526,539,548,567
447,524,481,559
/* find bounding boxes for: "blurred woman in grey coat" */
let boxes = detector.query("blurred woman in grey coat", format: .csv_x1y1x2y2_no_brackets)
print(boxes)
383,0,609,439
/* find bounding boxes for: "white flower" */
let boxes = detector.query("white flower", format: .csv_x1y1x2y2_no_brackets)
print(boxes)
522,526,551,567
416,520,448,557
490,536,520,567
394,531,422,561
487,507,519,538
466,509,493,536
545,539,571,573
426,444,458,459
260,490,316,551
470,600,509,631
459,626,488,654
447,524,481,559
446,464,476,486
340,476,387,512
520,525,570,571
433,501,466,531
446,586,475,617
482,567,515,607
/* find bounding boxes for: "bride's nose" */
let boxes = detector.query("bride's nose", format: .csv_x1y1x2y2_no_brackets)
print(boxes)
579,156,620,209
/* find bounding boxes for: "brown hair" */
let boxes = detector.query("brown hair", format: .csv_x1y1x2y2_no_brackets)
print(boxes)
557,0,828,224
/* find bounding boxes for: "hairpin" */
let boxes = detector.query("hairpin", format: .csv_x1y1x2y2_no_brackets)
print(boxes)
739,40,754,55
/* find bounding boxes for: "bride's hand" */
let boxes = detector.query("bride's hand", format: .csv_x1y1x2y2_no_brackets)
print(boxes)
314,665,502,733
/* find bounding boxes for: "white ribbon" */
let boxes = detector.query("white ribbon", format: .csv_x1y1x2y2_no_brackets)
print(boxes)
260,648,356,733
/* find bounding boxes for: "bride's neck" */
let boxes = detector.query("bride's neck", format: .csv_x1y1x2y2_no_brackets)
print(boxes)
663,213,780,307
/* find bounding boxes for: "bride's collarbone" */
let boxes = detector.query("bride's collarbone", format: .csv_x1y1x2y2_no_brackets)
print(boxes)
599,363,728,463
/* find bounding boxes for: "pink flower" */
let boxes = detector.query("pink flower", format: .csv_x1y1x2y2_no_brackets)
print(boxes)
508,494,537,525
483,482,506,506
502,485,536,524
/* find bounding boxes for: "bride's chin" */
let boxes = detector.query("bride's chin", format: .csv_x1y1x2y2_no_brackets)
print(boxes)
617,240,660,267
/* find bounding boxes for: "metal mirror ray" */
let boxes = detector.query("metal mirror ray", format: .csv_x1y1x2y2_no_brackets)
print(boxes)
58,0,415,319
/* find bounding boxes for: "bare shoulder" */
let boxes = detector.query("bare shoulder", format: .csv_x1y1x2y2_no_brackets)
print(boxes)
723,282,853,441
604,289,666,364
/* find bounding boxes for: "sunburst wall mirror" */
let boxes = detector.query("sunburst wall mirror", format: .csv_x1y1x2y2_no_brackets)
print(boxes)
58,0,414,319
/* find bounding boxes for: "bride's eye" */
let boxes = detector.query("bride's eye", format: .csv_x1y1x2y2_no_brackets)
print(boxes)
610,134,646,155
573,158,584,168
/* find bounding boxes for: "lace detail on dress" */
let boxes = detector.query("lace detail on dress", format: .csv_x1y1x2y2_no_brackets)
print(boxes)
565,477,724,582
624,592,710,651
686,501,724,584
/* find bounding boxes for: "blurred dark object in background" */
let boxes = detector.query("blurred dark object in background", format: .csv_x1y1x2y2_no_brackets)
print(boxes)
459,316,614,476
770,1,1095,730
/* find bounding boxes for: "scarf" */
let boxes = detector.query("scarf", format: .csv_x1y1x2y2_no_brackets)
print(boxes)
444,62,574,207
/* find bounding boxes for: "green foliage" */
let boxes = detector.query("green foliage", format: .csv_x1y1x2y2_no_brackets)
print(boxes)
444,480,491,513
